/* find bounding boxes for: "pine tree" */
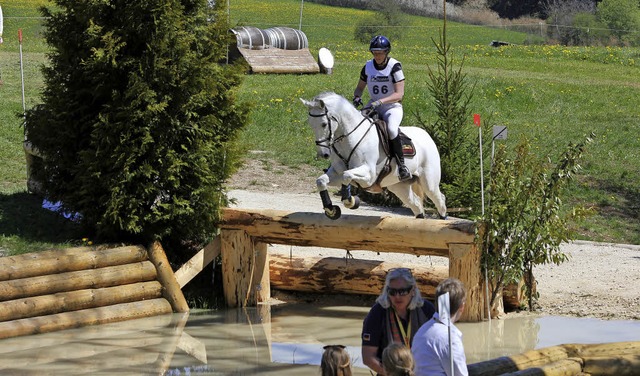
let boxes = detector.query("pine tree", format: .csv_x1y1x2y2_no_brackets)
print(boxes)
25,0,247,248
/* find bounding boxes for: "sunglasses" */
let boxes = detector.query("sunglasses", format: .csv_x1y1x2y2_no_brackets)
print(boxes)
323,345,346,350
387,286,413,296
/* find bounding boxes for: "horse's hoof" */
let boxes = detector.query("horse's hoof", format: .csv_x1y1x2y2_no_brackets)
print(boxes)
324,205,342,220
439,214,448,220
416,213,425,219
343,196,360,210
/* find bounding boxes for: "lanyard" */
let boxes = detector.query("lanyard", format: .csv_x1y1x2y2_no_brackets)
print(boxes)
393,309,412,348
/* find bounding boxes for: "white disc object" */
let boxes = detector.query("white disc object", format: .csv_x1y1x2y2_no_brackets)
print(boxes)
318,47,334,74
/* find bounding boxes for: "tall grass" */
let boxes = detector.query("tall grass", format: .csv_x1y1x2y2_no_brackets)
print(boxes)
0,0,638,253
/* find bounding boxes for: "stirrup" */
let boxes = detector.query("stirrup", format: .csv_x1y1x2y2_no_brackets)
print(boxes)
398,166,411,181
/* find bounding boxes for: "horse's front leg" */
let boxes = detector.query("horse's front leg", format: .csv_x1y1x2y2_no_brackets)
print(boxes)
343,164,376,188
340,184,360,210
339,164,375,210
317,167,343,220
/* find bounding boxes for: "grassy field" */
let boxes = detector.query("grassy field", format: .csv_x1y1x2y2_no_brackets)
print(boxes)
1,0,639,255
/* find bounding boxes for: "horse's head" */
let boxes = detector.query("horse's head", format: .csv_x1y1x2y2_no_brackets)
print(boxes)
300,94,338,160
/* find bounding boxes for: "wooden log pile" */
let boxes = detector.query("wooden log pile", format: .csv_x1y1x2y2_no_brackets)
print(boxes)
468,341,640,376
0,241,188,340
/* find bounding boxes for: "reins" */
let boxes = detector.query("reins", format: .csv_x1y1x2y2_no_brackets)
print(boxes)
308,108,374,169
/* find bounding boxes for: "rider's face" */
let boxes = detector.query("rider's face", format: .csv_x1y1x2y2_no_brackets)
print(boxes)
371,51,387,64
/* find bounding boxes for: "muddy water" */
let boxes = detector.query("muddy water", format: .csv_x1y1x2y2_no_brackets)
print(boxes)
0,303,638,375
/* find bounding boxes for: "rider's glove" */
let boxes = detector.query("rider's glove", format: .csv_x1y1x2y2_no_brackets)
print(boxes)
352,96,363,108
370,100,383,109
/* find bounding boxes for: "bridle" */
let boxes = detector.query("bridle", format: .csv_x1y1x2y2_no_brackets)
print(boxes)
308,107,375,168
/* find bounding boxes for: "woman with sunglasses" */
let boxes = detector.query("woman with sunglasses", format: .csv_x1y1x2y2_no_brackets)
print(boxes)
361,268,435,375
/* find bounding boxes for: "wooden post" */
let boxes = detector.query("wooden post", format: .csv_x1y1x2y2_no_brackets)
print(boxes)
251,241,270,304
221,230,252,307
448,243,485,322
147,241,189,313
174,237,221,288
220,230,269,307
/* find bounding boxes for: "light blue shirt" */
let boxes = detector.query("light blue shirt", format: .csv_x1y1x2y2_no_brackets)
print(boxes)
411,313,468,376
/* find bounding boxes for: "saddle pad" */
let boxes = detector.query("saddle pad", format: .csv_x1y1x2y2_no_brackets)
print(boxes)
399,133,416,157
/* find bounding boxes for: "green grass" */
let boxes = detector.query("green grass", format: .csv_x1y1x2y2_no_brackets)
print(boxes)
0,0,638,255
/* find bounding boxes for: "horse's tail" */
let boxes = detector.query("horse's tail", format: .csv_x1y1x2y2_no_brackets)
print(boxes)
412,180,425,202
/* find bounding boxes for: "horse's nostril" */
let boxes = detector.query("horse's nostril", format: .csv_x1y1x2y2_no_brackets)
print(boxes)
323,154,330,159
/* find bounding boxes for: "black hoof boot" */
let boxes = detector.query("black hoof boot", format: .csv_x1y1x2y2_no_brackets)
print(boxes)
398,165,411,181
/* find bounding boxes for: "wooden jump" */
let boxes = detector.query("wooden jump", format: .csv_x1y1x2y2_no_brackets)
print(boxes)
0,241,188,340
218,208,490,322
468,341,640,376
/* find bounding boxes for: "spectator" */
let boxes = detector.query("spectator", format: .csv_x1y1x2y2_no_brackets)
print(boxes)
411,278,468,376
361,268,435,375
321,344,352,376
382,343,416,376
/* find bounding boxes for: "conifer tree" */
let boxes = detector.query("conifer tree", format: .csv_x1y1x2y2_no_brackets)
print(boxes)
25,0,247,248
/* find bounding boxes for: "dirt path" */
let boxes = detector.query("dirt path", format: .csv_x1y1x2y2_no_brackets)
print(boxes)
228,159,640,321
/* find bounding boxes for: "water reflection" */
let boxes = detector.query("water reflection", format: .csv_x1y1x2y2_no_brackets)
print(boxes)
0,303,637,375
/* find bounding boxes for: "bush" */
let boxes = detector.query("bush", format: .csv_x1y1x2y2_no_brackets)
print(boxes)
597,0,640,45
480,134,594,310
25,0,248,252
569,12,610,46
354,0,406,43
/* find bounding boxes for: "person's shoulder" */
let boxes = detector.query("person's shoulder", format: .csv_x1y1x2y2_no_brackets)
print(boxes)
369,302,385,314
420,300,436,313
414,317,435,338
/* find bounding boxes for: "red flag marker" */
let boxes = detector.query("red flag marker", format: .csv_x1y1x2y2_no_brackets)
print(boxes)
473,113,481,127
18,29,22,43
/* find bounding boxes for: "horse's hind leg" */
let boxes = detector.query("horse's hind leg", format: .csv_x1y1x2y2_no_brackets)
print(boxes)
386,183,424,218
418,176,447,219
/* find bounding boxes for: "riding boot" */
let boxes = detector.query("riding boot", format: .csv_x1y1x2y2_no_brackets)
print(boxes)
391,136,411,181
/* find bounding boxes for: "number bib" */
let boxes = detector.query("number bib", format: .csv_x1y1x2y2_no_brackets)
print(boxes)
365,57,403,101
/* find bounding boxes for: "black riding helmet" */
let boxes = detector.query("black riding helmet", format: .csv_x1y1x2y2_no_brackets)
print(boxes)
369,35,391,53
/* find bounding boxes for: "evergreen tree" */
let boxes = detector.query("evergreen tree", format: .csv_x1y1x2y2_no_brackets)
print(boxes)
25,0,247,250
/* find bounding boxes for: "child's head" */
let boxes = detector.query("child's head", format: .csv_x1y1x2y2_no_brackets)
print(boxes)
382,343,415,376
321,345,352,376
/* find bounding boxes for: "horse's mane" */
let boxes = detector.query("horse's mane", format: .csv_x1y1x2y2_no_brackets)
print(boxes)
314,91,350,109
313,92,356,118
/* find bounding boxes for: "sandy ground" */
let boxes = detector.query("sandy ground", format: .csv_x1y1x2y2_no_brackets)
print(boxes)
228,158,640,321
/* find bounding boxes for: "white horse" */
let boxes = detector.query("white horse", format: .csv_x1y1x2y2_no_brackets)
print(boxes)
300,92,447,220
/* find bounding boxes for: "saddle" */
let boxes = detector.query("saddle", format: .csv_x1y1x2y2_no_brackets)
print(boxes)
360,119,415,193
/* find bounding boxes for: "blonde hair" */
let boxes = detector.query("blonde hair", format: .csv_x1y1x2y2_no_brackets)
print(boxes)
321,345,352,376
382,343,415,376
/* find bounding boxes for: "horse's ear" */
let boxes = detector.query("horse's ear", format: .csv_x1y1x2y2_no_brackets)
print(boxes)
300,98,312,108
300,98,325,110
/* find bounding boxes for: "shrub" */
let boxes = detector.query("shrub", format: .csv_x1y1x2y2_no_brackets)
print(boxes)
25,0,248,252
597,0,640,46
480,134,594,311
354,0,406,43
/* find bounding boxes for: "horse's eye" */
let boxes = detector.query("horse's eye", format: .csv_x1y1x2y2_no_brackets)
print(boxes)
322,122,328,128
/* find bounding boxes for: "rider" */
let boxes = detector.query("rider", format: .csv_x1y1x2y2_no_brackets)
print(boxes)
353,35,411,182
